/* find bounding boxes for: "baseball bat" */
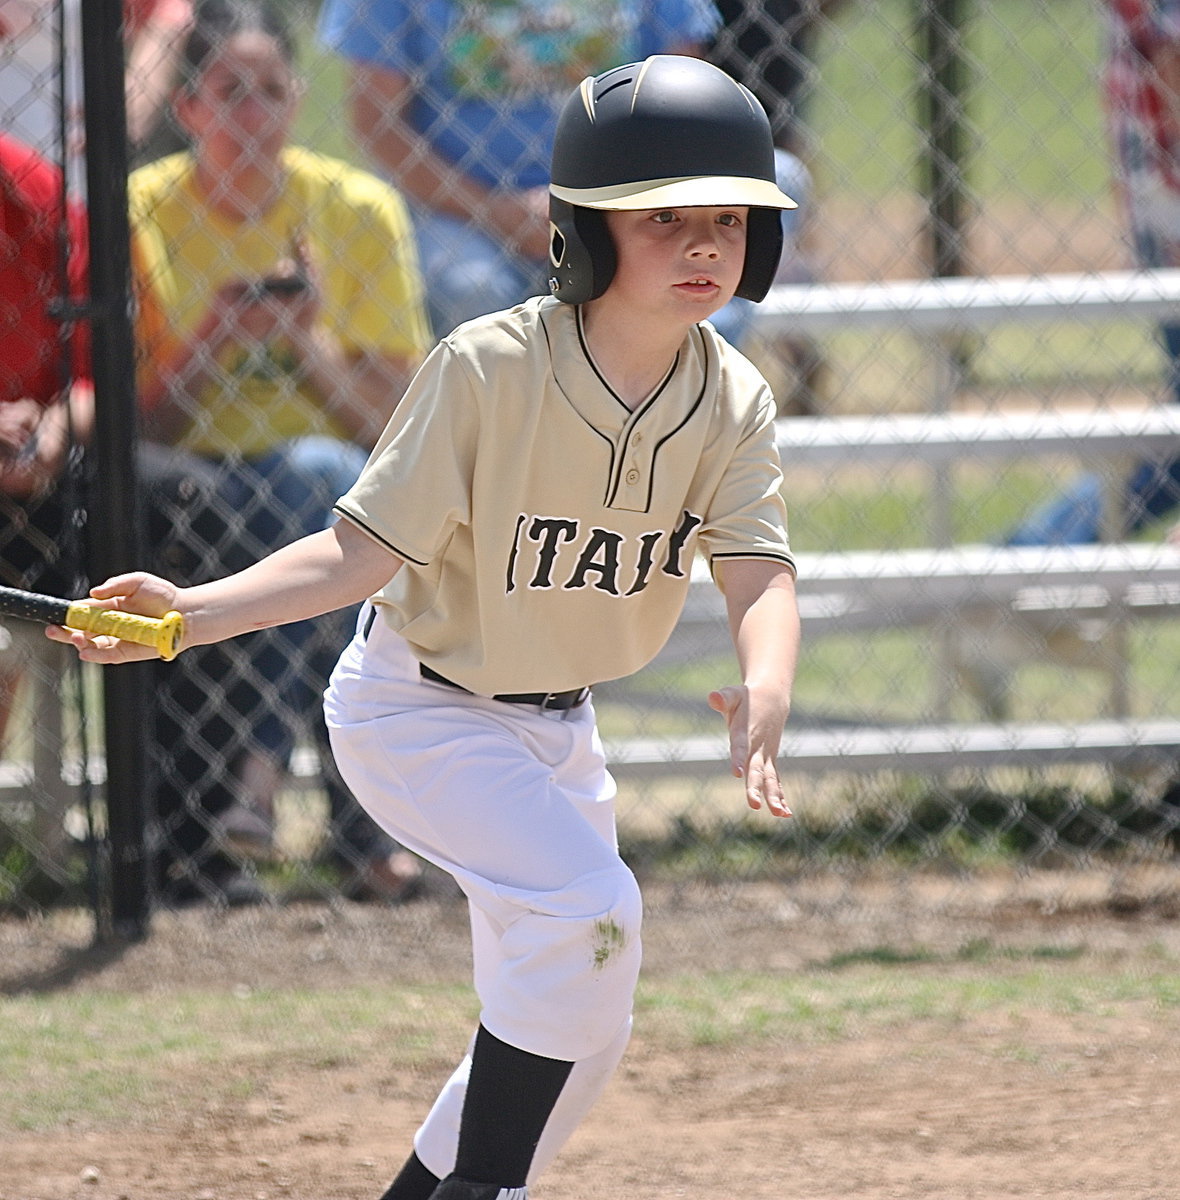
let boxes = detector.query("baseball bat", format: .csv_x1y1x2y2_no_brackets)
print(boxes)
0,584,184,661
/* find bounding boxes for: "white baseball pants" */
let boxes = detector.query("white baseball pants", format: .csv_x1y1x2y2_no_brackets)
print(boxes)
324,609,643,1178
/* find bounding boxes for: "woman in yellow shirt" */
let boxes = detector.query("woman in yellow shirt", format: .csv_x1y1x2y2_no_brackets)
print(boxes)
130,0,432,904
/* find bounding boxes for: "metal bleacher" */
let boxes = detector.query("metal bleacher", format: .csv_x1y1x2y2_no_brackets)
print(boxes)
7,271,1180,808
605,270,1180,779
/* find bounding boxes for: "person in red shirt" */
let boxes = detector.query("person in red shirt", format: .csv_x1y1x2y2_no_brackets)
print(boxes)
0,132,266,905
0,132,94,883
0,131,93,615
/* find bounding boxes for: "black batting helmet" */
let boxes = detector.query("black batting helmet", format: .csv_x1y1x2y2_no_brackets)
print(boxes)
547,55,797,306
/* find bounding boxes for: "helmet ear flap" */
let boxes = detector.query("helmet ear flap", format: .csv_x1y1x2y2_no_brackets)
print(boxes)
735,208,785,302
548,200,616,304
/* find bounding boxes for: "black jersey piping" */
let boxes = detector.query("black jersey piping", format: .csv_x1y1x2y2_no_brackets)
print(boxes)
332,506,429,567
573,311,709,512
711,549,797,574
603,360,683,509
629,328,710,511
575,306,635,419
558,307,619,503
575,307,655,505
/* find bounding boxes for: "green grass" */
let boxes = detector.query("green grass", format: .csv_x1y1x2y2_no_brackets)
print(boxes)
811,0,1108,202
4,950,1178,1131
0,982,475,1131
604,614,1180,734
295,28,356,164
593,448,1180,735
636,956,1180,1049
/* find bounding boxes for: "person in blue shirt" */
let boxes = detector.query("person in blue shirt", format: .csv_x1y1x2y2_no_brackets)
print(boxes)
317,0,720,338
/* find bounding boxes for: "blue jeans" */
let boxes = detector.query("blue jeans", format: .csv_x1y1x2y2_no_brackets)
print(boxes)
1006,323,1180,545
412,206,549,338
212,436,392,860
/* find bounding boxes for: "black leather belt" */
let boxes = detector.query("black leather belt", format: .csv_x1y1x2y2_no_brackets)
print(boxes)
419,662,590,710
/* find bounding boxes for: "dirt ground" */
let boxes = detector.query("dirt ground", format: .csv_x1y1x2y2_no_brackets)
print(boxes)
4,873,1180,1200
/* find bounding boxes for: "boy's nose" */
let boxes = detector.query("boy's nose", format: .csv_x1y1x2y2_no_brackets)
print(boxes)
688,239,721,259
685,219,723,258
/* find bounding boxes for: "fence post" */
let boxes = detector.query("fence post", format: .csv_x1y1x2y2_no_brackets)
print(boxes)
80,0,151,941
916,0,972,280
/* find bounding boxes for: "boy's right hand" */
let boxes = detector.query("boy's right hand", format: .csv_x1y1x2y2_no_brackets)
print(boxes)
46,572,186,663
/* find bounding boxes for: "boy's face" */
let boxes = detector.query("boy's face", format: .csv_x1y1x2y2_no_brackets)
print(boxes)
601,206,747,326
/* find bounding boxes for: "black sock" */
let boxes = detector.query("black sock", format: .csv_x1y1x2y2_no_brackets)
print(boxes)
453,1024,574,1187
378,1150,439,1200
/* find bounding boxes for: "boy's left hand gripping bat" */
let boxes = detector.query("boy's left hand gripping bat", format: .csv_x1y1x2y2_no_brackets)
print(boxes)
0,584,184,660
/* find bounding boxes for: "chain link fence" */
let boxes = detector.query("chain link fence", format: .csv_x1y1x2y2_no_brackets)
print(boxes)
3,0,1180,929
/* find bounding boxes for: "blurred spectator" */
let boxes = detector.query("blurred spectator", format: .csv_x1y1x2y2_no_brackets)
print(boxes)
317,0,720,338
0,0,83,183
0,130,92,657
0,130,95,885
130,0,432,903
710,0,846,157
1007,0,1180,545
0,132,242,901
708,0,840,411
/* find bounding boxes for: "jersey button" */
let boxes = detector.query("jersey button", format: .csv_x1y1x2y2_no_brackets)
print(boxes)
625,469,640,484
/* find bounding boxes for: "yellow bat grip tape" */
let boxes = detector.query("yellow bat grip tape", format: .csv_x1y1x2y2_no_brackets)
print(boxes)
65,603,186,661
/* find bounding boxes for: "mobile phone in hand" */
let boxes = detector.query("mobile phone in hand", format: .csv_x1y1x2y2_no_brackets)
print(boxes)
249,274,309,299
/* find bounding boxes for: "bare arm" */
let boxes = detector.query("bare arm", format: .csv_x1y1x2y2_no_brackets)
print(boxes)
289,334,417,448
125,5,193,148
0,385,94,499
709,558,800,819
1155,40,1180,132
348,64,552,260
139,272,418,449
47,518,402,663
138,288,242,441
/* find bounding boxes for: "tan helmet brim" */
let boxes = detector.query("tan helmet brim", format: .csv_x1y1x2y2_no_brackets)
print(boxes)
549,174,798,211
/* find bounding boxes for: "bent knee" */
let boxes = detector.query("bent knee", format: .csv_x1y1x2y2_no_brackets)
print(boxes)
485,863,643,1060
520,859,642,939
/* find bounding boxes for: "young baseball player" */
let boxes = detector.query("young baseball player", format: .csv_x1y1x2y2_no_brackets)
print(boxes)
50,55,800,1200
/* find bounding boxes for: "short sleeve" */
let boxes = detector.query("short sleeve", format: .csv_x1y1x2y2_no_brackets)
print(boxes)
335,340,480,564
698,385,794,573
317,0,417,69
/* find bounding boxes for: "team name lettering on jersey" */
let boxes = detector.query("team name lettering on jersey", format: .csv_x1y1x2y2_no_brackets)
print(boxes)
506,509,703,596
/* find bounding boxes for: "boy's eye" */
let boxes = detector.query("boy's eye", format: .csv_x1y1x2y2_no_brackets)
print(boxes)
717,212,742,227
651,210,678,224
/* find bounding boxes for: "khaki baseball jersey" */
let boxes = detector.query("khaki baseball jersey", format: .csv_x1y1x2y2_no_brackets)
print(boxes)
335,295,793,695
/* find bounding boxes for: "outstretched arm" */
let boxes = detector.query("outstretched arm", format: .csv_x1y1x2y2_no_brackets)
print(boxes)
709,558,800,819
47,519,402,664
